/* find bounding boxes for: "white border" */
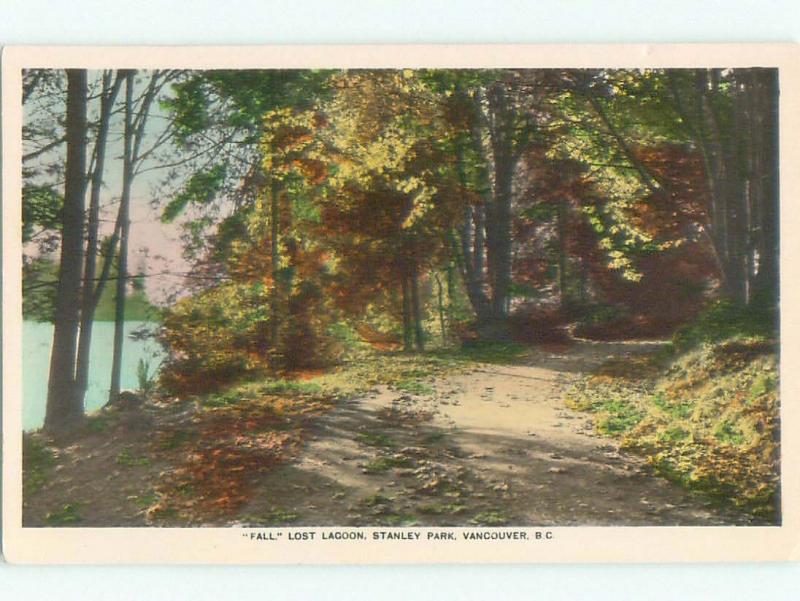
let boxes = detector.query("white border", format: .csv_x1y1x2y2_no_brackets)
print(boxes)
3,44,799,564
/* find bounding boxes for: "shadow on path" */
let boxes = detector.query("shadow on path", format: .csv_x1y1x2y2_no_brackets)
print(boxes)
234,341,756,527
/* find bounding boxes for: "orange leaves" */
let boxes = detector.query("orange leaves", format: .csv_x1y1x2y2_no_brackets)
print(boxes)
271,126,313,152
149,395,330,522
294,157,328,185
261,109,326,180
288,367,328,381
614,143,711,249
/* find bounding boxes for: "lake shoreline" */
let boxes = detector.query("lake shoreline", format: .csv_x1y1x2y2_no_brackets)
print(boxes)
23,320,164,431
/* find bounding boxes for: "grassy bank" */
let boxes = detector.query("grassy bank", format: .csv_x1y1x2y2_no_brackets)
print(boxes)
24,341,526,526
567,311,779,520
195,338,531,407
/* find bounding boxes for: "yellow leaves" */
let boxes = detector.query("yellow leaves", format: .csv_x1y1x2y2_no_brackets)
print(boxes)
400,187,437,229
261,108,322,178
572,338,779,517
619,270,643,283
396,176,423,195
258,70,447,221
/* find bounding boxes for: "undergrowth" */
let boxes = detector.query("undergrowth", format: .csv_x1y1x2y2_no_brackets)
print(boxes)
671,299,777,353
567,319,779,521
23,436,56,496
197,340,524,410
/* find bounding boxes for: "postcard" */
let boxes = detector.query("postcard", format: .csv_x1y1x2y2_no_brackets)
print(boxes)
2,44,798,563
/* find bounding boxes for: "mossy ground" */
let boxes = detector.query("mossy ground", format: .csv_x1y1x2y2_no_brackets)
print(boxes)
567,335,779,520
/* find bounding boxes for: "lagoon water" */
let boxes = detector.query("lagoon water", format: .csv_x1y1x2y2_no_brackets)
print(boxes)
23,321,164,431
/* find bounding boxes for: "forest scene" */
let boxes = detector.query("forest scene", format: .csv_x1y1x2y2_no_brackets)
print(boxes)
20,67,779,527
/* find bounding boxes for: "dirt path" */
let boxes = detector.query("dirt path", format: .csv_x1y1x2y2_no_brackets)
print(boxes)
25,340,755,527
234,341,753,527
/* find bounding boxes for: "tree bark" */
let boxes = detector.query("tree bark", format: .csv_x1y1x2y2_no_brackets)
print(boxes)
410,261,425,351
697,69,729,271
457,208,491,323
76,71,123,399
690,69,747,304
725,76,751,304
401,269,413,351
435,272,447,344
109,71,136,402
454,128,491,324
486,83,515,330
269,179,281,347
91,212,123,309
689,68,780,308
665,70,730,286
473,201,486,278
45,69,88,433
108,70,163,400
749,69,780,309
556,199,569,310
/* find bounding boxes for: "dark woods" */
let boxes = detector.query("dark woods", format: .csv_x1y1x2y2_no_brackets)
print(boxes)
23,67,779,432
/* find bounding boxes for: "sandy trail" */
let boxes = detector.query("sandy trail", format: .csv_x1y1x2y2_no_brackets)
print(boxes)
236,341,753,527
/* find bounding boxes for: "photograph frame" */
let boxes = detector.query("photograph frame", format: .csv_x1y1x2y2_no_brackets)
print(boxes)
3,43,799,564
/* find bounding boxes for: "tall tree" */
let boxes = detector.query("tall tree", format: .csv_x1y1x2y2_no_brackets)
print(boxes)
301,71,459,351
447,77,492,326
75,70,124,398
44,69,88,433
444,70,548,336
109,71,136,401
109,70,165,402
663,68,779,307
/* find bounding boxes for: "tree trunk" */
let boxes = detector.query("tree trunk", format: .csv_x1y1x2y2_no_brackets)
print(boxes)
473,203,486,280
109,71,135,402
749,69,779,309
693,68,749,304
401,269,413,352
76,71,122,399
410,261,425,351
45,69,88,433
690,68,779,308
91,212,123,310
556,199,569,310
486,83,514,331
446,262,455,302
454,131,491,325
435,273,447,344
667,70,729,287
725,77,751,305
269,179,281,347
457,209,491,324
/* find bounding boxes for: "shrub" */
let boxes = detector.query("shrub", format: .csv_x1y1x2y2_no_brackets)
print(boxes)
159,279,340,395
137,357,158,396
158,283,264,394
672,300,777,352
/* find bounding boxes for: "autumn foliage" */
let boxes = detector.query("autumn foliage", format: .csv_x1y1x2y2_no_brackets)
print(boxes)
155,67,778,391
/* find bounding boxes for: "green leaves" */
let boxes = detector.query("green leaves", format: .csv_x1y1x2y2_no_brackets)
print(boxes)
161,165,227,223
568,332,779,519
160,77,211,145
22,184,62,242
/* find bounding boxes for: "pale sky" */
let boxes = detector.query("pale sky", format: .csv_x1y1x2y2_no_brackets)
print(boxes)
24,70,203,305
